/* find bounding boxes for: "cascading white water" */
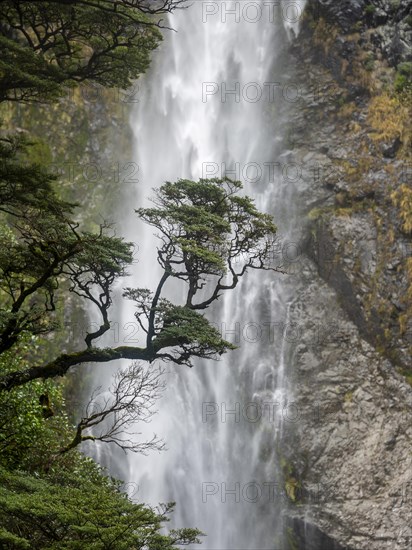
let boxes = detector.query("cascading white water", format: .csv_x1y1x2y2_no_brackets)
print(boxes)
108,1,307,548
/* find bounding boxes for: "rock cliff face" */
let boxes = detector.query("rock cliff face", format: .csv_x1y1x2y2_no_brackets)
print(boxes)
281,1,412,548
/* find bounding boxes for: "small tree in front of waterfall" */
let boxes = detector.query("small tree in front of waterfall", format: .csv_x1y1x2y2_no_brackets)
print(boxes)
125,177,282,367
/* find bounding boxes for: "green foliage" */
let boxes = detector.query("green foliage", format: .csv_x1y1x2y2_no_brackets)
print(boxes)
0,35,66,102
0,333,87,472
0,344,66,470
121,178,279,367
137,178,278,285
394,62,412,93
123,289,237,366
0,134,133,354
0,135,72,213
364,4,376,15
0,175,278,380
364,53,375,72
0,0,165,102
0,2,215,547
0,466,203,549
153,303,236,356
0,10,279,544
0,159,276,550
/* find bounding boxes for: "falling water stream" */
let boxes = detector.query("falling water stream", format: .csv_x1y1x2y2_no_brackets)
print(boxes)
97,1,307,548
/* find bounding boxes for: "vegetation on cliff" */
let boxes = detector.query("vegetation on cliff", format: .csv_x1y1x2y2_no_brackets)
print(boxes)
303,1,412,377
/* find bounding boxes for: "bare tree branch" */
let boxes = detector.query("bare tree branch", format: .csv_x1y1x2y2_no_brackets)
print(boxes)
60,362,165,454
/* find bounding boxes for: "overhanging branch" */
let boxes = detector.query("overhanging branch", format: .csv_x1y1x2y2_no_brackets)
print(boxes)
0,346,152,391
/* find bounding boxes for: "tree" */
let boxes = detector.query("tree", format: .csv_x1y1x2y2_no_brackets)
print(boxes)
0,0,186,102
0,135,132,358
60,362,166,455
0,464,203,549
0,151,281,395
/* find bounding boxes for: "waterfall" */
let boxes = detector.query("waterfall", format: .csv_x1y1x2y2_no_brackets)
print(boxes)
103,1,307,548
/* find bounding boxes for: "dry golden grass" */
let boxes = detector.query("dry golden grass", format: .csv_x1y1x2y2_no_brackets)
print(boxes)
367,94,410,146
338,101,357,119
391,184,412,234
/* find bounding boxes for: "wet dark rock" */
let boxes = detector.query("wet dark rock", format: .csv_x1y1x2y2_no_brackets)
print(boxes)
335,36,357,59
285,516,355,550
309,0,367,33
308,0,412,66
380,136,402,158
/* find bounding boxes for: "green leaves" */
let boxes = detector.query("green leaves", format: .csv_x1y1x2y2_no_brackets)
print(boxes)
153,303,236,362
0,466,203,549
0,135,133,353
137,178,278,309
0,35,66,102
0,136,74,215
176,237,227,274
0,336,71,471
124,288,235,366
124,179,279,364
0,0,165,102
